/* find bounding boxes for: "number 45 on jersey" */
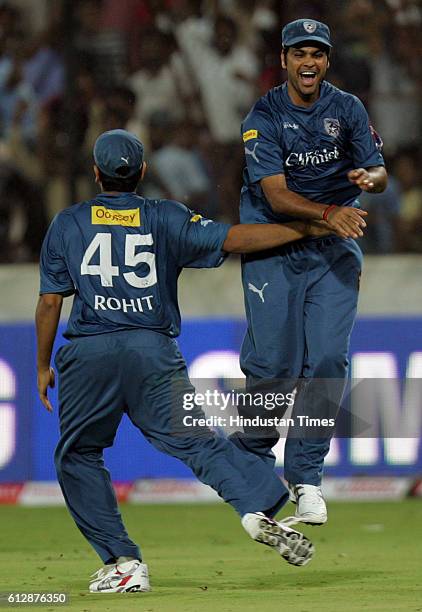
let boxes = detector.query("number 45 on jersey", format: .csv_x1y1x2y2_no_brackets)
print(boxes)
81,232,157,288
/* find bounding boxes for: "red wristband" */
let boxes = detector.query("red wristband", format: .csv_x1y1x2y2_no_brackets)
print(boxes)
322,205,337,222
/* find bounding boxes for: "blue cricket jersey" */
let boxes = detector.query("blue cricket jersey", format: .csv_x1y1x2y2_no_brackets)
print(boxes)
40,192,230,338
240,81,385,224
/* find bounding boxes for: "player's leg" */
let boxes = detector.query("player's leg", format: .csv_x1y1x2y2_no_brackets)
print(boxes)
122,329,314,566
122,328,288,517
236,250,306,467
54,335,142,566
284,238,362,521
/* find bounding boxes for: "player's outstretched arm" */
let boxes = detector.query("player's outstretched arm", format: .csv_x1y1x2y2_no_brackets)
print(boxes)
222,221,329,254
261,173,368,240
36,293,63,413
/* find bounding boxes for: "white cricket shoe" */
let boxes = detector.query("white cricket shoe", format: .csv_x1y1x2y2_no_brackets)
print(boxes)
89,560,150,593
241,512,314,567
288,484,327,525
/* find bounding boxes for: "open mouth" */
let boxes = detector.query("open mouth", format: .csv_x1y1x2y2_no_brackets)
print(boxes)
299,71,318,86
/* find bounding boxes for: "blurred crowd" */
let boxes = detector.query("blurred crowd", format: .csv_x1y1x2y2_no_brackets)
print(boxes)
0,0,421,262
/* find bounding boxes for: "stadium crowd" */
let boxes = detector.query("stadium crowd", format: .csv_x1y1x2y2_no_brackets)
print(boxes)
0,0,421,261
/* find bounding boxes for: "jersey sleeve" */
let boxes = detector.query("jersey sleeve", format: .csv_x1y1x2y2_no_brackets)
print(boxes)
242,107,284,183
165,201,231,268
348,96,385,168
39,214,75,295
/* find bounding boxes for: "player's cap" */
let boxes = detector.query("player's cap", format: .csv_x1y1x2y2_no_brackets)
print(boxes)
282,19,332,49
93,129,144,178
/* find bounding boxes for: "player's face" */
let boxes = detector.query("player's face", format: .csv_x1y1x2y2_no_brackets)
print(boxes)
282,46,329,106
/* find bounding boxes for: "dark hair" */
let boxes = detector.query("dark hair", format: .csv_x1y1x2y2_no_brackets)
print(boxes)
98,168,142,192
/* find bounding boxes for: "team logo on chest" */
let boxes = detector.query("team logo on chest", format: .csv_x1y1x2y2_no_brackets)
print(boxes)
323,118,341,138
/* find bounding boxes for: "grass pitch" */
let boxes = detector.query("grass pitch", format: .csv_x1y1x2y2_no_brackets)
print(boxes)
0,501,421,612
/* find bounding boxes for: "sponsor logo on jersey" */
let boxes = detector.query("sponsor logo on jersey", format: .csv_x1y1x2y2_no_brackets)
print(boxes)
92,206,141,227
190,214,213,227
323,118,341,138
245,142,260,163
248,282,269,303
283,122,299,130
190,213,213,227
243,129,259,142
285,146,340,168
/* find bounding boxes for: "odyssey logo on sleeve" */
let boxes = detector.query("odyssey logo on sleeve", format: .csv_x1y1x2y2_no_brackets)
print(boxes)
92,206,141,226
190,213,213,227
190,214,203,223
243,129,259,142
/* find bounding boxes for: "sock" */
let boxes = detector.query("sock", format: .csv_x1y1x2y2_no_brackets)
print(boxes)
104,558,116,566
116,556,139,565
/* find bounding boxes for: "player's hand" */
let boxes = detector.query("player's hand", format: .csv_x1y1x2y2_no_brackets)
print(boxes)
37,366,55,413
348,168,375,191
325,206,367,239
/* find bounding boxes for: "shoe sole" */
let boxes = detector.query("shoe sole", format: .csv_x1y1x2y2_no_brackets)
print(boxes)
90,577,151,594
255,517,314,567
122,585,150,593
90,585,150,593
294,510,327,526
297,516,327,526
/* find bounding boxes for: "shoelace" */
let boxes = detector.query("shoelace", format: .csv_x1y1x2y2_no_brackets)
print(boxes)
278,515,302,527
295,485,323,505
90,565,116,582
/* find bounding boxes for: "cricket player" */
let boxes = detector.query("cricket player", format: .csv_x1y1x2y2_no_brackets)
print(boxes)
237,19,387,525
35,130,332,593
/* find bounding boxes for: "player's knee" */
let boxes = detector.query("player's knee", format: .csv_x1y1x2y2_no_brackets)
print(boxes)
54,445,75,477
54,445,81,474
305,352,349,378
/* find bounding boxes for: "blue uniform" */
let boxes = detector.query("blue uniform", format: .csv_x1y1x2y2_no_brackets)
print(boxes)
40,192,288,563
40,193,229,338
237,82,384,485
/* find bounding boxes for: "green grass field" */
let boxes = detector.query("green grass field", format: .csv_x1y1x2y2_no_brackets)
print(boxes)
0,501,421,612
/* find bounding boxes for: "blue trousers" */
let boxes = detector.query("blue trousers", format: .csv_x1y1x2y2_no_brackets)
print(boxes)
239,236,362,485
54,329,288,563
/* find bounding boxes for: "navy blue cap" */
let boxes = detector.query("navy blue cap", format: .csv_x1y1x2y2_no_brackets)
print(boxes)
282,19,332,49
93,129,144,178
